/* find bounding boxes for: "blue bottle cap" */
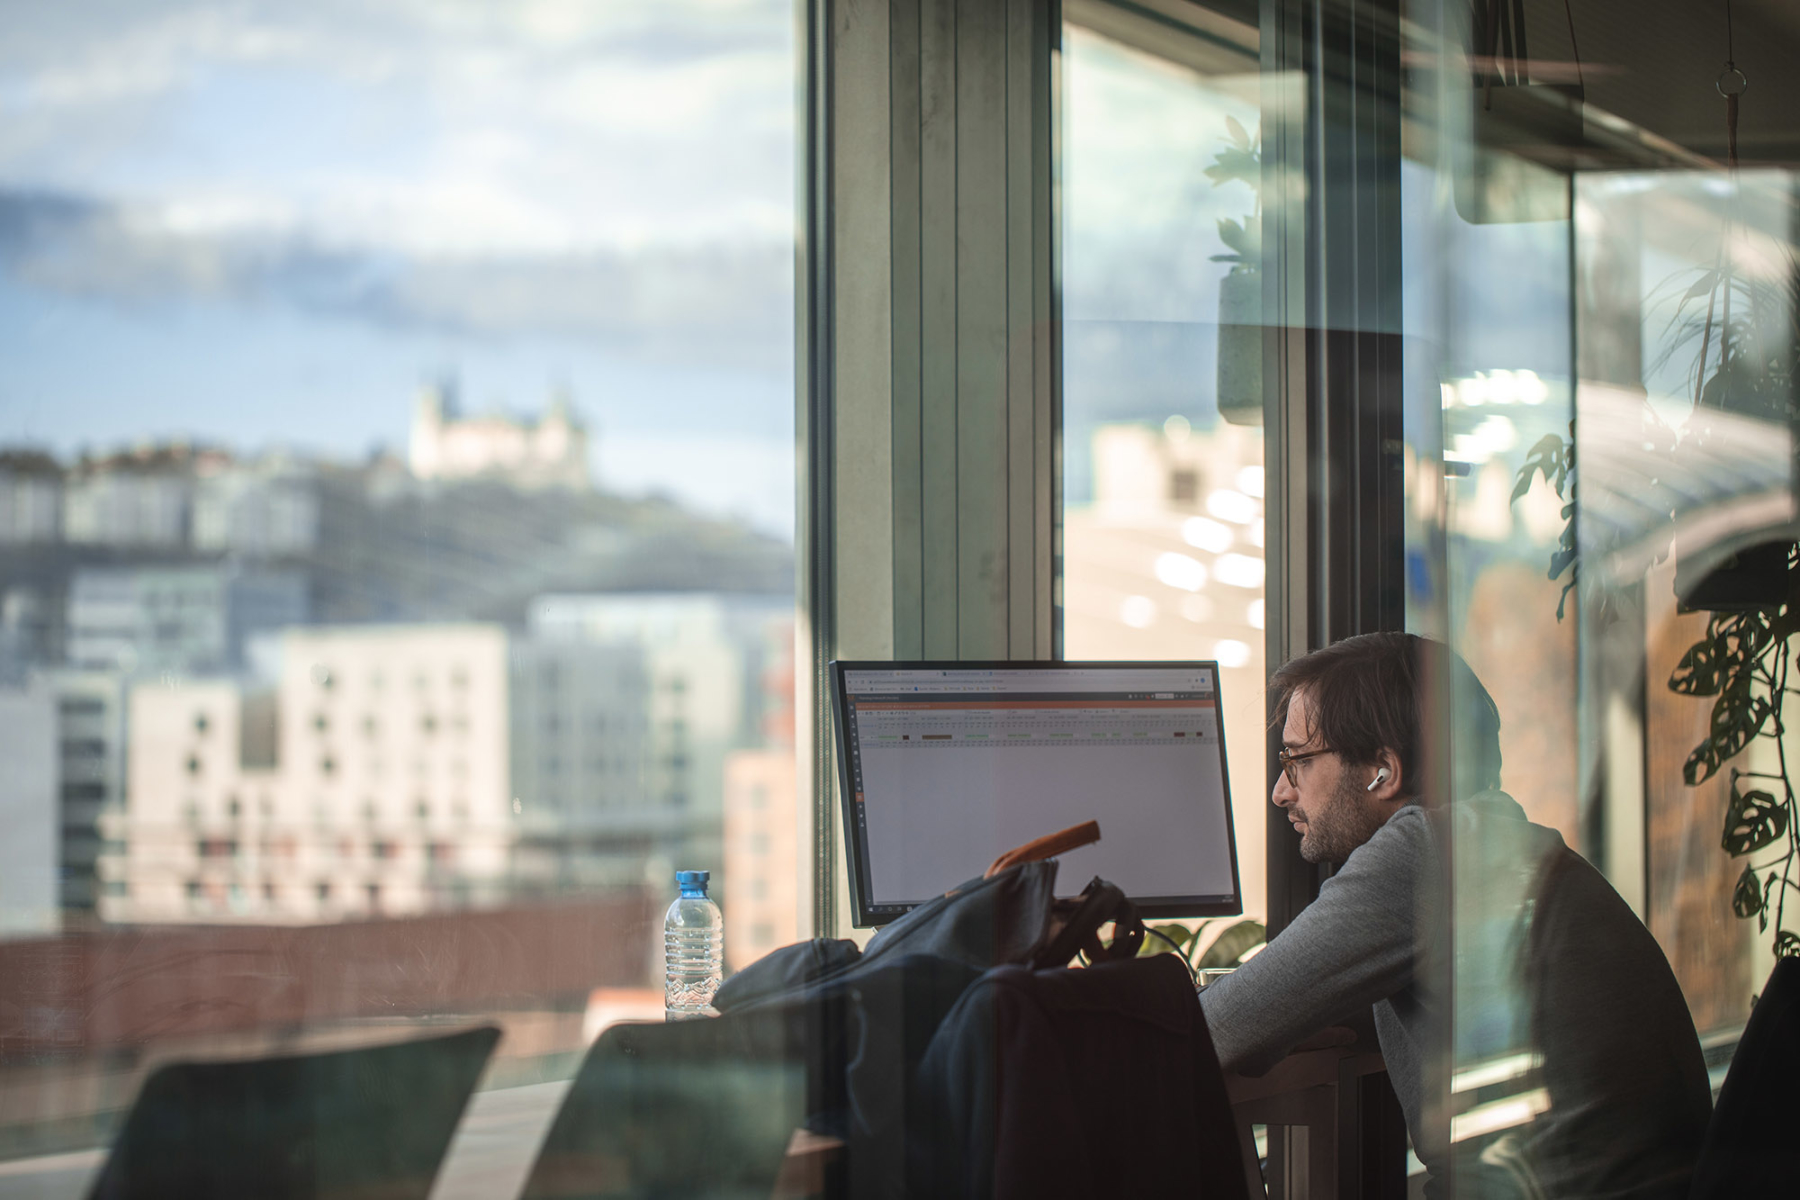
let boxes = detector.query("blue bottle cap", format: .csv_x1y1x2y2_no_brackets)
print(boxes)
675,870,710,885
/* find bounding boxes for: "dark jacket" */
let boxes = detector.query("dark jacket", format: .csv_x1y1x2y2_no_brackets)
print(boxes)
916,953,1246,1200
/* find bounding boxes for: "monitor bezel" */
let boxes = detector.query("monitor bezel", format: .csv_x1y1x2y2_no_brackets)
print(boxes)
828,659,1244,928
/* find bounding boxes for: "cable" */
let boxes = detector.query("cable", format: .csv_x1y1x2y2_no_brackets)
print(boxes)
1142,925,1199,984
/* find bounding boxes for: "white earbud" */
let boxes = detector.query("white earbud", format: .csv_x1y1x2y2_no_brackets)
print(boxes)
1366,768,1389,792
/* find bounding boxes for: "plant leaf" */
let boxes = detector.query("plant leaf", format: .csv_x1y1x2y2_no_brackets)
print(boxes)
1139,922,1195,957
1733,864,1764,918
1776,930,1800,959
1682,269,1720,301
1669,638,1728,696
1225,114,1250,150
1203,146,1261,190
1196,919,1266,969
1511,433,1570,503
1671,612,1774,698
1721,781,1788,856
1686,677,1774,785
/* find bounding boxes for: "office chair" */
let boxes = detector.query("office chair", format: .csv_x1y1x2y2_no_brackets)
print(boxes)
1688,956,1800,1198
87,1024,500,1200
518,1013,805,1200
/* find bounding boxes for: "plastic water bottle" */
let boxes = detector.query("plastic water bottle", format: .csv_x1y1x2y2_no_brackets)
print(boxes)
664,870,723,1020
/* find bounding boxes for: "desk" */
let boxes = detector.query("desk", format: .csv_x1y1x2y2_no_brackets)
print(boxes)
1226,1029,1399,1200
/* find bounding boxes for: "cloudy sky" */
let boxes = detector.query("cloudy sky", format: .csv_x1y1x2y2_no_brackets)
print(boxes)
0,0,796,534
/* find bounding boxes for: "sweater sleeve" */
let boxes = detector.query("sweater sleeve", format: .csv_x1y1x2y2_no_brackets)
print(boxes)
1199,806,1425,1075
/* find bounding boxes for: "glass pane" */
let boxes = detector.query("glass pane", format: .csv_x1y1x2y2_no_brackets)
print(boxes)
0,1,797,1190
1060,8,1268,926
1403,1,1800,1193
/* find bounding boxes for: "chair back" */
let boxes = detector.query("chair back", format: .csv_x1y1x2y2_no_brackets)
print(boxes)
520,1014,805,1200
1689,957,1800,1198
87,1024,499,1200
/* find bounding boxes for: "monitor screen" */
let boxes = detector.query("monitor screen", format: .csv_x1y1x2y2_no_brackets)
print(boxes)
830,661,1242,927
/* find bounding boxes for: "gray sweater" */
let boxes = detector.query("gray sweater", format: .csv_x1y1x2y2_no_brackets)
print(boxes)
1199,799,1711,1198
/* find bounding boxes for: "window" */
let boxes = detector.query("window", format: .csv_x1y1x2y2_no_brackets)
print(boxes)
1059,10,1268,924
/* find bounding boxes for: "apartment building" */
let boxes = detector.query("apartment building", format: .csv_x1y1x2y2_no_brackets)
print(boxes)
100,624,511,923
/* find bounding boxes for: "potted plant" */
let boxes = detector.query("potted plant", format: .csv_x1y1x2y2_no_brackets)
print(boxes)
1207,117,1263,426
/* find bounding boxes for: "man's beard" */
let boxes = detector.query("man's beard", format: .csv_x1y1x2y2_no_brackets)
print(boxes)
1298,769,1386,864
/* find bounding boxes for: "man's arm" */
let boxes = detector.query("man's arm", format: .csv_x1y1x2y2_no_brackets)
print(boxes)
1199,806,1424,1075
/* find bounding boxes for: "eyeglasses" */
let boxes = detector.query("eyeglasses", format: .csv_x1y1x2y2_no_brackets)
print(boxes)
1276,746,1336,787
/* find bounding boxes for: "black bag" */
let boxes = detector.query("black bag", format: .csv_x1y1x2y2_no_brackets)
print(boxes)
705,825,1148,1200
715,860,1145,1013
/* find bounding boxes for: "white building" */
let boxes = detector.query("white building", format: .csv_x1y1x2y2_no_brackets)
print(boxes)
722,749,798,971
721,617,798,969
99,624,513,923
49,670,129,916
0,681,59,935
192,457,321,557
507,639,655,890
66,565,308,677
409,385,590,490
62,467,191,547
0,454,62,544
527,593,792,896
1,586,58,683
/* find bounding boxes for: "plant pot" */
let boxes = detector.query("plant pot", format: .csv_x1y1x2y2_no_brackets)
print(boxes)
1216,267,1262,426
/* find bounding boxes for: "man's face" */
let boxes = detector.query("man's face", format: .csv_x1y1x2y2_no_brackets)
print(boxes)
1272,688,1391,864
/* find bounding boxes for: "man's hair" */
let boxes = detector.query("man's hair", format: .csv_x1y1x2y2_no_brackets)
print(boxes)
1269,631,1502,799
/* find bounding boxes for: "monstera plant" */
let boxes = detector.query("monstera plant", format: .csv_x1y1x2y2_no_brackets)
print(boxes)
1511,255,1800,963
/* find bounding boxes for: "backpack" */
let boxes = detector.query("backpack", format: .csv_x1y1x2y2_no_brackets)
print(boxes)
715,821,1145,1012
708,822,1147,1200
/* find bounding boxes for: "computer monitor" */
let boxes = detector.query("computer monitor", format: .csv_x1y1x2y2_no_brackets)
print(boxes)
830,660,1242,927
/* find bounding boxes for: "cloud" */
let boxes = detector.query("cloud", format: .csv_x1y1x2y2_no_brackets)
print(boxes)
0,189,793,370
0,0,795,252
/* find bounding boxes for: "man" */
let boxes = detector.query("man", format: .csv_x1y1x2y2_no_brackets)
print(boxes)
1199,632,1712,1199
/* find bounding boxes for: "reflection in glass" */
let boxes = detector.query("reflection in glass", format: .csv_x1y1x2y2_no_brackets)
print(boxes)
1060,14,1269,925
1405,0,1800,1192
